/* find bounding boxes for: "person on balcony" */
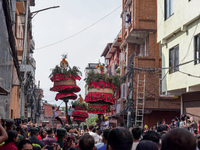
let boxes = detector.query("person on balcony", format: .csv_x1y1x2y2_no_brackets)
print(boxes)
125,14,131,24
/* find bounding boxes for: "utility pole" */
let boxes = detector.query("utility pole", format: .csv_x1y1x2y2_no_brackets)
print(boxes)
127,64,134,128
20,3,60,119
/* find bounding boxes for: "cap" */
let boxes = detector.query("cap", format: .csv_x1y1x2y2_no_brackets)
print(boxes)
30,127,39,134
6,119,14,126
57,128,66,137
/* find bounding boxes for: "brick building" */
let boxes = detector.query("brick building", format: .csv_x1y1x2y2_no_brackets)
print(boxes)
118,0,180,128
41,101,66,128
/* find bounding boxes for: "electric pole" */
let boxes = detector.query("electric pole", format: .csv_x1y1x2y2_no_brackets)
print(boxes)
127,64,134,128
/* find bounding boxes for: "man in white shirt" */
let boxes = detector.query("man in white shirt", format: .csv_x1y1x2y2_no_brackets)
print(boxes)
131,125,142,150
101,116,109,131
52,106,63,126
68,106,74,124
88,124,101,143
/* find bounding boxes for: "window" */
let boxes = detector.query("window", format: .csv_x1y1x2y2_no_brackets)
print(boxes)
165,0,174,20
169,45,179,73
194,34,200,64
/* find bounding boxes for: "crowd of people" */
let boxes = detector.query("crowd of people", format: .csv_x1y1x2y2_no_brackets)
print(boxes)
0,114,200,150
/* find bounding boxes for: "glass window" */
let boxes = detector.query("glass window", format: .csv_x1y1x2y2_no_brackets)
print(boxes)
165,0,174,20
169,45,179,73
194,34,200,64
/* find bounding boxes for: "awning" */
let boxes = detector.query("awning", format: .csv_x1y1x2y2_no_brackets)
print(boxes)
0,86,9,96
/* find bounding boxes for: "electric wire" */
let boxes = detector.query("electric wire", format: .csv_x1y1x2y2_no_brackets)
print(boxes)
34,5,122,50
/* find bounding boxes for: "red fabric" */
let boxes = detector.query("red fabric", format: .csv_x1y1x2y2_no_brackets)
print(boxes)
88,104,111,114
50,85,81,93
50,74,81,82
72,110,89,118
84,92,115,104
75,106,87,111
55,93,77,100
0,142,17,150
88,81,115,89
73,117,87,122
37,135,42,140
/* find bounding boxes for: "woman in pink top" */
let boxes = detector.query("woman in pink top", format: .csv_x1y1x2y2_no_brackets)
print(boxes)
0,130,18,150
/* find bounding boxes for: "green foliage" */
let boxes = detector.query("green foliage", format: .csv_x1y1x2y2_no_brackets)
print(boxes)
84,71,121,88
71,100,88,110
116,68,120,74
49,65,82,78
86,116,97,127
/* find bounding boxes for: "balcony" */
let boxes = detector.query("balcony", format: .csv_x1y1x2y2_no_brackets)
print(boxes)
28,56,36,70
20,63,35,77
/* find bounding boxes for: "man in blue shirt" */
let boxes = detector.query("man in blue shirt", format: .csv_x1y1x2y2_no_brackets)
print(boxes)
126,14,131,24
98,129,110,150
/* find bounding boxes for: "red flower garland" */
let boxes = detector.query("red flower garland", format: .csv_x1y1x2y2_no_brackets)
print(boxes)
73,117,86,122
75,106,87,111
50,74,81,82
72,111,89,118
88,104,111,114
55,93,77,100
85,92,115,104
88,81,115,90
50,85,81,93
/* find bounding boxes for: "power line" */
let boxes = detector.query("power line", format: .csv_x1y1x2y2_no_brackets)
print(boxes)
130,58,200,71
34,5,122,50
178,70,200,78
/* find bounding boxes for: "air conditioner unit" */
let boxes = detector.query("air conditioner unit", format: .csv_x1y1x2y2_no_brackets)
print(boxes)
121,83,127,99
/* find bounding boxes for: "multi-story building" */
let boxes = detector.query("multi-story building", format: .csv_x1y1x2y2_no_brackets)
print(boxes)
157,0,200,121
101,31,122,127
84,63,101,119
40,101,65,128
84,63,100,95
120,0,180,127
0,0,37,120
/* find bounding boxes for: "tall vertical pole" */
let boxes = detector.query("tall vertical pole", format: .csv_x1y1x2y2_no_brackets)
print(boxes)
65,100,69,124
127,65,134,128
36,81,40,123
20,0,29,119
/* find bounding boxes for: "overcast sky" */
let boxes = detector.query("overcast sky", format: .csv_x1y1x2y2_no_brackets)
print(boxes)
31,0,122,107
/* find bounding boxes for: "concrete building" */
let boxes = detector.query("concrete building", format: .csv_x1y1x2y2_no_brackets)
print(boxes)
157,0,200,121
119,0,180,127
0,0,37,120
